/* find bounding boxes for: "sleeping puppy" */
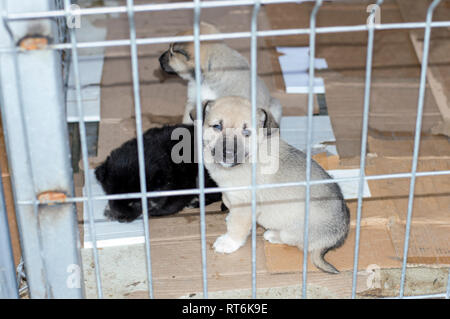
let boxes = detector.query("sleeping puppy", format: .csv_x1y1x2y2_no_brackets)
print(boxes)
159,22,282,125
95,124,222,223
193,96,350,274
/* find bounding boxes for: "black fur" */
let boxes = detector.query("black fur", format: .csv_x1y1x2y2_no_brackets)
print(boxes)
95,124,222,222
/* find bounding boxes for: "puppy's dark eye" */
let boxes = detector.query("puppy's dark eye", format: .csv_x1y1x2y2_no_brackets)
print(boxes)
242,129,251,137
211,123,222,132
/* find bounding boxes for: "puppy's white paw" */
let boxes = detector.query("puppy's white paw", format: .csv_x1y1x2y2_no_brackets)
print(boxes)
213,234,243,254
263,230,282,244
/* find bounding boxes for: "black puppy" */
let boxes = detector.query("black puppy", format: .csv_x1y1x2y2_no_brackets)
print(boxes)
95,124,222,222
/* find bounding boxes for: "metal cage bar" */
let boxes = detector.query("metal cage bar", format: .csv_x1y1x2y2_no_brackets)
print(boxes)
193,0,209,298
302,0,322,299
250,0,261,299
1,21,449,54
64,0,102,298
351,0,383,299
3,1,301,21
399,0,441,299
17,169,450,206
126,0,155,299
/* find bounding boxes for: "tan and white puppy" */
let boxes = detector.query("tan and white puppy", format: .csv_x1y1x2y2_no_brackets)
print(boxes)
193,96,350,274
159,22,282,125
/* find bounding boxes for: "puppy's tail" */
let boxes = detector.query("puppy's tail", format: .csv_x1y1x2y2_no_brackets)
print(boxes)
311,248,340,274
310,203,350,274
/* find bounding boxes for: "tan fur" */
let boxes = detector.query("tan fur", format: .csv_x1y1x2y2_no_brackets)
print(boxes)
159,22,282,124
200,97,350,274
170,23,221,75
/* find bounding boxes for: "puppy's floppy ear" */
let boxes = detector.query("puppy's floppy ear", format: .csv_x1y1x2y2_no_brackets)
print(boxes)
258,108,279,136
189,100,214,123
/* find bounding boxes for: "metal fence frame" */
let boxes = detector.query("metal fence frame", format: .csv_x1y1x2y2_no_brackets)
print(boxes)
0,0,449,299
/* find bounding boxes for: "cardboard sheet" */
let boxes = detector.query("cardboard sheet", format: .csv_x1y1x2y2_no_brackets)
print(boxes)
327,169,371,199
280,116,371,200
67,55,104,122
387,219,450,266
280,115,337,155
277,47,328,94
